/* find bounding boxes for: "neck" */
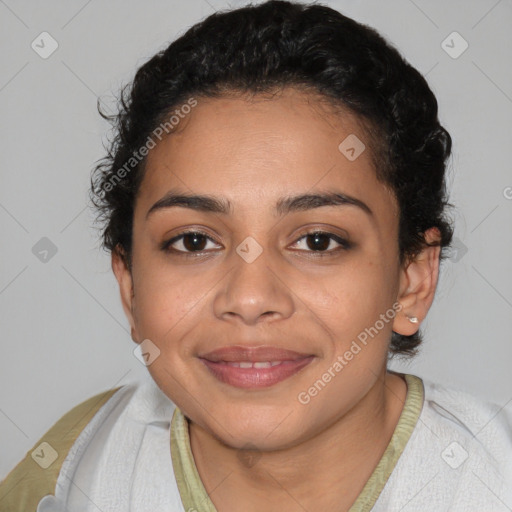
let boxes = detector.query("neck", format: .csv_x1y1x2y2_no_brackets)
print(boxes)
188,368,407,512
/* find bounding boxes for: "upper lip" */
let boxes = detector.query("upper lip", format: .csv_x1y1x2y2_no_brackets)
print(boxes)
198,346,312,363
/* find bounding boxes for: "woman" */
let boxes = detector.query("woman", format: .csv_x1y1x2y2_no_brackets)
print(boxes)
1,1,510,510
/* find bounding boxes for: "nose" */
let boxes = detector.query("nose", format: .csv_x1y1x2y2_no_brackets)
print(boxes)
212,242,295,326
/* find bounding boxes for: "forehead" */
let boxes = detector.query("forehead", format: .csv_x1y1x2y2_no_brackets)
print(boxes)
137,88,398,226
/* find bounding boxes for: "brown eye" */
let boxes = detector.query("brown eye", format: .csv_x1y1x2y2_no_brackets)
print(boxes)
162,231,221,254
305,233,331,251
291,231,351,254
181,233,208,251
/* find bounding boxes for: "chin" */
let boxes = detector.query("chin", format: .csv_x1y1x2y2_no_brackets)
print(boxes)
202,406,307,451
218,428,299,453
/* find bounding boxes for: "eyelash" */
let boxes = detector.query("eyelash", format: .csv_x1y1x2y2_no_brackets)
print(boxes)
161,229,352,258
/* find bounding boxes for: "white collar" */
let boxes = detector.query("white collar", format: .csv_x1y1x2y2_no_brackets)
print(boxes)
38,373,183,512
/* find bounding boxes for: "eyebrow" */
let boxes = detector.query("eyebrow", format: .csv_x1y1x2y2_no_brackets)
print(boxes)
145,189,373,219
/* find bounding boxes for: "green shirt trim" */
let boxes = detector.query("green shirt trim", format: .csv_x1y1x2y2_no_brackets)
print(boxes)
170,373,424,512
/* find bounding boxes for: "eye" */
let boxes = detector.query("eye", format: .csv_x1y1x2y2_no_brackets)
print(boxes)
161,229,351,257
161,230,221,255
290,231,351,255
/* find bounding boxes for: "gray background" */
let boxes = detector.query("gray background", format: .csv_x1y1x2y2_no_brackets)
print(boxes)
0,0,511,479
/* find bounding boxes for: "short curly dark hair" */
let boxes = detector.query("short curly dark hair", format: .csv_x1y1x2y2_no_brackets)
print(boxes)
90,0,454,357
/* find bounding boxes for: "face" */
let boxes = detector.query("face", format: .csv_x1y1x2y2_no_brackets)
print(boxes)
113,87,424,451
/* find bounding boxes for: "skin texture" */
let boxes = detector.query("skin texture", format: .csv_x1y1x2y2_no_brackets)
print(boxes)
112,87,441,511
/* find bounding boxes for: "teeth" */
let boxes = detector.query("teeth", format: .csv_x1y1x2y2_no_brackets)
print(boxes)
225,361,283,368
254,361,271,369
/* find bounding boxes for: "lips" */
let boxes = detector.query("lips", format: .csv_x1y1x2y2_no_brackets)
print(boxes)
198,345,315,389
199,346,310,362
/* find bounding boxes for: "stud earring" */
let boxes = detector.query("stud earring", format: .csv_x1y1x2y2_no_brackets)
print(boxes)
407,316,419,324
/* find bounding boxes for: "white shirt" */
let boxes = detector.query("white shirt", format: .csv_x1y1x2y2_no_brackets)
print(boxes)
36,371,512,512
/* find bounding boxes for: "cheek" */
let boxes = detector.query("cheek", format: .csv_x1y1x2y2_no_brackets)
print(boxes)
311,263,395,354
131,268,203,345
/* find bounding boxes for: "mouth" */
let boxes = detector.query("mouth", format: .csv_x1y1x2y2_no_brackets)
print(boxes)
198,346,315,389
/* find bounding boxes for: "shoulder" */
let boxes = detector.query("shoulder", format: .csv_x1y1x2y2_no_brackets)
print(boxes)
417,376,512,505
421,376,512,462
0,384,132,512
375,374,512,510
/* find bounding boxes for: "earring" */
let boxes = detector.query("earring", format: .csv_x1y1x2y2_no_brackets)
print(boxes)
407,316,419,324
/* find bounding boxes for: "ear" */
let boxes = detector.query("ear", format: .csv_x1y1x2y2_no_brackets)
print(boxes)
393,227,441,336
111,245,139,344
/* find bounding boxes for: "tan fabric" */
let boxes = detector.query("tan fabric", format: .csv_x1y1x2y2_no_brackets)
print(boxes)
170,373,424,512
0,386,122,512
